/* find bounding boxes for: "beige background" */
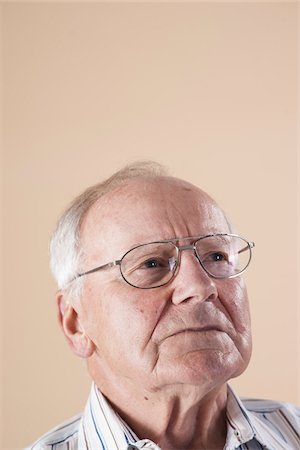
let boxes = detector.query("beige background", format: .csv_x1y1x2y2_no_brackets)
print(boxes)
1,2,299,449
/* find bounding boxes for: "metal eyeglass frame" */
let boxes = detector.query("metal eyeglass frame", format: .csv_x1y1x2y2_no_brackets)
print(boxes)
74,233,255,289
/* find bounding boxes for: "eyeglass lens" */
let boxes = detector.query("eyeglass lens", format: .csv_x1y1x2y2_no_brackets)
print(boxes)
120,235,251,289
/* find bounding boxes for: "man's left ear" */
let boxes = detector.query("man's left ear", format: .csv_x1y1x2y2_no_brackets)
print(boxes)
56,291,95,359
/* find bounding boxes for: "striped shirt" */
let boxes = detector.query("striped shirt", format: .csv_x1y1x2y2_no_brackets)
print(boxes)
26,383,300,450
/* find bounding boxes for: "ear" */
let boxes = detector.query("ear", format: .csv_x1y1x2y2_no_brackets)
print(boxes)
56,291,95,358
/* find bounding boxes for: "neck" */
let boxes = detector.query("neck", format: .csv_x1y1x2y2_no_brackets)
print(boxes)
92,368,228,450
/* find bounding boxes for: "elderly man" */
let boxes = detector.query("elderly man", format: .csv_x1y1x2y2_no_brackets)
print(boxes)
28,162,299,450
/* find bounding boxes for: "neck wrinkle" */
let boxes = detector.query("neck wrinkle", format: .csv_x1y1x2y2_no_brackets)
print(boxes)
157,386,228,450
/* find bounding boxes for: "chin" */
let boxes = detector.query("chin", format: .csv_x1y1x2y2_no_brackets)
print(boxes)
157,349,250,390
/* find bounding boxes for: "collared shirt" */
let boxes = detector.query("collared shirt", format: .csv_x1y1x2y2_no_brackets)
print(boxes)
26,383,300,450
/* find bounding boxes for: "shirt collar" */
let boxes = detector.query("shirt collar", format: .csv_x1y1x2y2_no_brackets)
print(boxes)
225,384,295,450
78,383,161,450
225,384,258,449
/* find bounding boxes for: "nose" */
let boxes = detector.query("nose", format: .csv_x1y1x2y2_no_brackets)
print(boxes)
170,246,218,305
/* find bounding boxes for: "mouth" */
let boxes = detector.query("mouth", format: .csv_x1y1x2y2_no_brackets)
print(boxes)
169,326,225,338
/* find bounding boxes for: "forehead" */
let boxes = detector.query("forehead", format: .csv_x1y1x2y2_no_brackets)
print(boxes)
80,177,230,258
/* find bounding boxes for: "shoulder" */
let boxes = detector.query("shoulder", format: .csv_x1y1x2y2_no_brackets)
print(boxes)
24,413,82,450
242,396,300,416
242,397,300,432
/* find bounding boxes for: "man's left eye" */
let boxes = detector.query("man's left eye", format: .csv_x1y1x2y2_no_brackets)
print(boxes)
209,252,227,262
142,258,164,269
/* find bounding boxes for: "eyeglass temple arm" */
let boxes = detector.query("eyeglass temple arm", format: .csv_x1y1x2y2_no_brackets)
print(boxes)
77,260,121,278
238,241,255,255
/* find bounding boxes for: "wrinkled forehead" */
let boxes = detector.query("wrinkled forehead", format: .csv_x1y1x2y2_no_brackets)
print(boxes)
80,177,230,257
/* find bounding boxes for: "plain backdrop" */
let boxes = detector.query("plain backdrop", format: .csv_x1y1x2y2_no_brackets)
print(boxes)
1,2,299,449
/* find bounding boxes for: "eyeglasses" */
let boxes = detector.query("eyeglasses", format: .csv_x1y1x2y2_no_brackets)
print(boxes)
75,233,255,289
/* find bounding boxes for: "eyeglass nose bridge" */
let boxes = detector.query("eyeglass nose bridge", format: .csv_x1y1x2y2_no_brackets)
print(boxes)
176,243,201,264
177,243,197,252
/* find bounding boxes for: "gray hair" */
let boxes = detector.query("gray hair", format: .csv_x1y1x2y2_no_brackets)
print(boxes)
49,161,168,298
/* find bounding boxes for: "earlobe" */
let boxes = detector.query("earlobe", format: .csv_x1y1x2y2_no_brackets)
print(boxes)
56,292,95,358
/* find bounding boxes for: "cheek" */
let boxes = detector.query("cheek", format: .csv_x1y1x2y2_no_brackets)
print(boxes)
218,278,251,334
216,278,252,373
79,281,166,348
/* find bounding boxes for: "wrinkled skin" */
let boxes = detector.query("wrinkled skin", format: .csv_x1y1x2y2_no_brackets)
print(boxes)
58,176,252,450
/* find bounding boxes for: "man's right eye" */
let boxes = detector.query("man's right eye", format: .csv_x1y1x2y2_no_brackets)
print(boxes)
124,255,171,275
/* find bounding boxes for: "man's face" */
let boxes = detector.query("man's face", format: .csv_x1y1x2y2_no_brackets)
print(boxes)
76,177,252,395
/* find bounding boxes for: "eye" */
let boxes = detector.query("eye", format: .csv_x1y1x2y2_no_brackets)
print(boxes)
210,252,226,262
202,251,229,264
142,258,168,269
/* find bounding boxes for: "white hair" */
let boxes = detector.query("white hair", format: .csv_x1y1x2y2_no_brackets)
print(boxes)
49,161,168,298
